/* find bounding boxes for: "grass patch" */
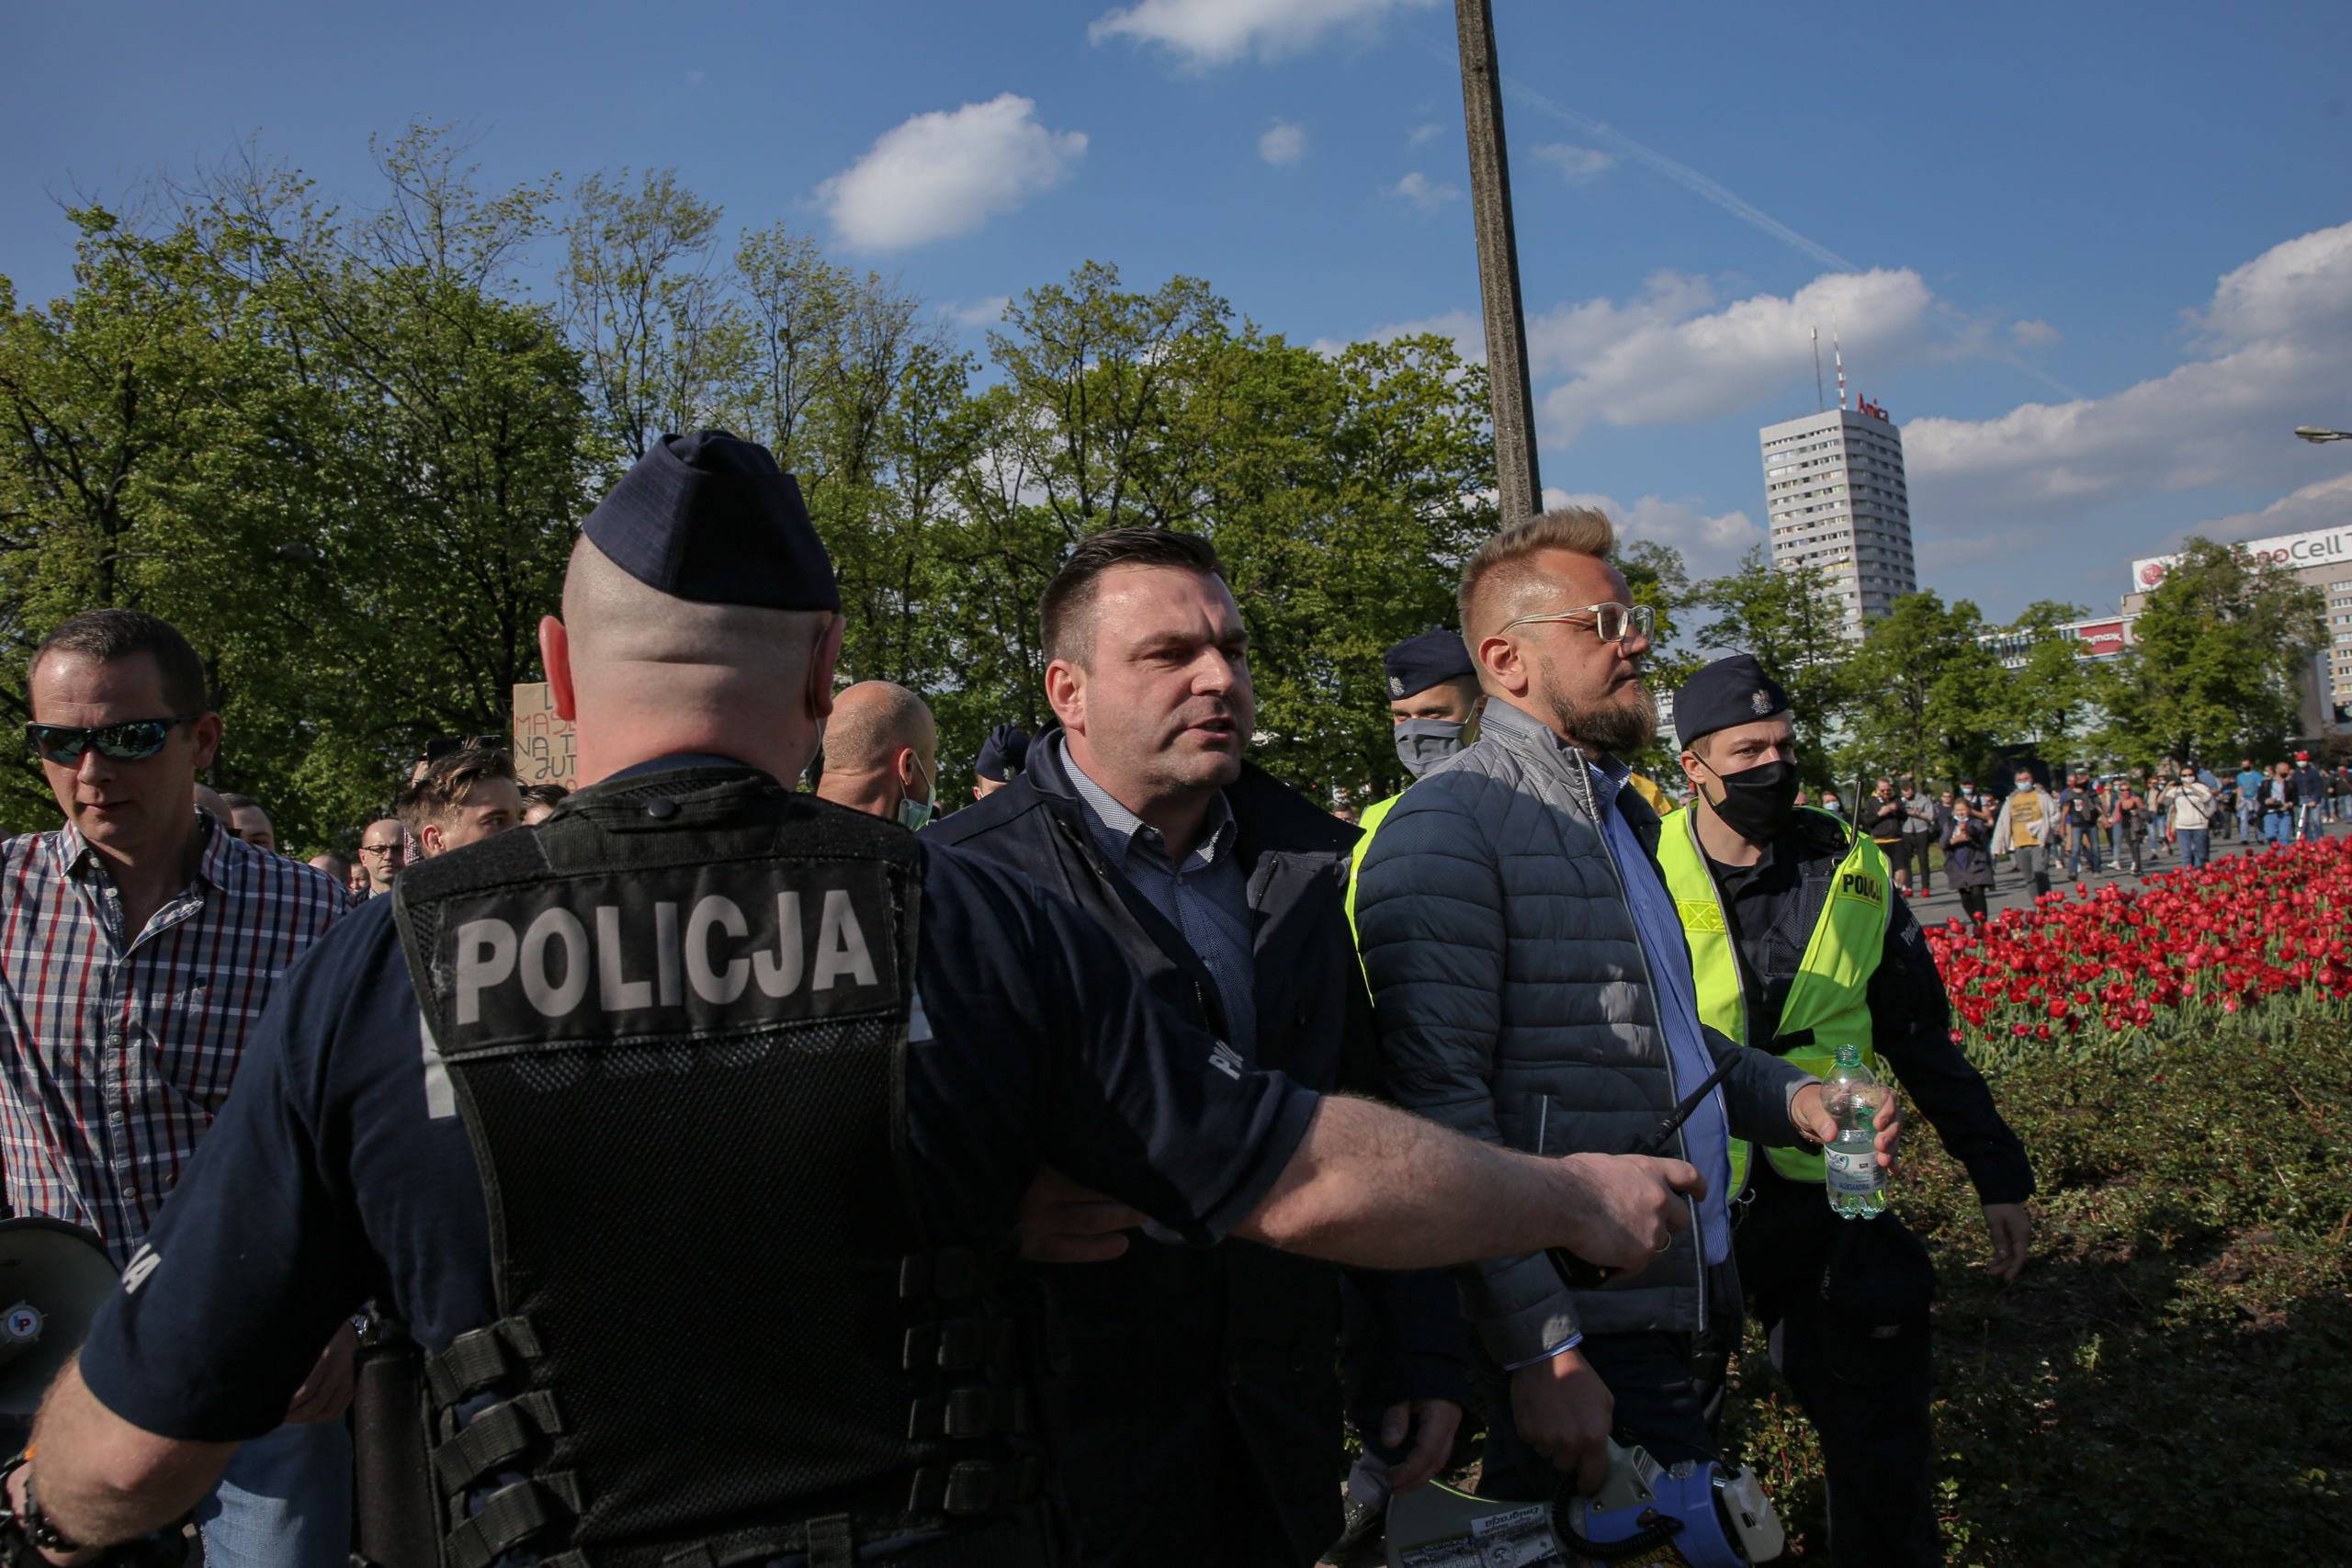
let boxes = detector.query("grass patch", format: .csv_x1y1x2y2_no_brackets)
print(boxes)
1721,1011,2352,1562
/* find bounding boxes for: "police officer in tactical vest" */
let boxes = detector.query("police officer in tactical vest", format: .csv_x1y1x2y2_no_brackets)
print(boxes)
1657,653,2035,1566
6,433,1713,1564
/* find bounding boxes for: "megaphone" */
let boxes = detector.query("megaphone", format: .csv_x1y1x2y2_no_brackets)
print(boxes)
0,1216,119,1417
1384,1439,1783,1567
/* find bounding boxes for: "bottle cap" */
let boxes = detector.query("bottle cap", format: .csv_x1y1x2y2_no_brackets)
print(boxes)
1832,1043,1862,1067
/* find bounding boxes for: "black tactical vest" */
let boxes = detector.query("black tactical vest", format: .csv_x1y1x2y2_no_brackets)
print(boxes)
392,766,1051,1568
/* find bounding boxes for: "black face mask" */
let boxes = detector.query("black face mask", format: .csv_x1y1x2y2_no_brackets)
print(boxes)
1702,758,1801,841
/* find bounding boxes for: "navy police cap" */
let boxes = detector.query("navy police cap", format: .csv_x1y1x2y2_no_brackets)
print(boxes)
1382,628,1476,700
582,430,839,612
1673,653,1791,750
974,723,1032,784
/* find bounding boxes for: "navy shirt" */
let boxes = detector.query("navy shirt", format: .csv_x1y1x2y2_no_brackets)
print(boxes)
79,777,1319,1442
1058,737,1257,1058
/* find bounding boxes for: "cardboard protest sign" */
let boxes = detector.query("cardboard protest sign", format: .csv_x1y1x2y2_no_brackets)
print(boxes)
511,682,577,789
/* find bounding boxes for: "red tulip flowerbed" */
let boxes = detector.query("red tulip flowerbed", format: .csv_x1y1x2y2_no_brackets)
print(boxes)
1927,834,2352,1066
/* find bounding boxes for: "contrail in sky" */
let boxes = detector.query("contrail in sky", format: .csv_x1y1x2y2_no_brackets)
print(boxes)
1475,61,2086,403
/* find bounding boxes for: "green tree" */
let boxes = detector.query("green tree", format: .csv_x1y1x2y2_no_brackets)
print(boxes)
191,126,598,842
560,167,745,459
1193,331,1493,804
1616,539,1695,778
1837,592,2003,789
2098,537,2324,765
1689,549,1855,784
919,264,1497,802
1994,600,2093,761
0,208,300,833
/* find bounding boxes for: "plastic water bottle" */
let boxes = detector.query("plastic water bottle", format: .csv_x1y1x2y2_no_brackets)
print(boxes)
1824,1043,1886,1220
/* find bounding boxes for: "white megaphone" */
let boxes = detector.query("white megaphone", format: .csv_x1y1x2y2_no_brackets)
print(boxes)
0,1216,119,1417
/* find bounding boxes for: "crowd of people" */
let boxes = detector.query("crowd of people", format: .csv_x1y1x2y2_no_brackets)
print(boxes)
0,424,2323,1568
1793,754,2348,924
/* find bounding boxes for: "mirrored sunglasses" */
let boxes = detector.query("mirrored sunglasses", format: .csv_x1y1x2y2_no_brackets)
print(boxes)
24,717,187,765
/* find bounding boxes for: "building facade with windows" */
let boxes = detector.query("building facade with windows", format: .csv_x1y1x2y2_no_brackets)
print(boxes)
1980,615,2135,671
2127,523,2352,722
1758,404,1917,638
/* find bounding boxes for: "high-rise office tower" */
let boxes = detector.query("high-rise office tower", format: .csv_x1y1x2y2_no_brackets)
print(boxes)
1759,397,1917,638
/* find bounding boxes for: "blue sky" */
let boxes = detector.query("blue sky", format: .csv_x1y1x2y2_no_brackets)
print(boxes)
7,0,2350,622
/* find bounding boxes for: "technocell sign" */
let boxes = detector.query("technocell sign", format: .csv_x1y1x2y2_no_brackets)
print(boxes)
2132,525,2352,591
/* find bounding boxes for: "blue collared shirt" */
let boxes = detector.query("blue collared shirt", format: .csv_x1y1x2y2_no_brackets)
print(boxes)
1059,739,1258,1059
1583,756,1733,1268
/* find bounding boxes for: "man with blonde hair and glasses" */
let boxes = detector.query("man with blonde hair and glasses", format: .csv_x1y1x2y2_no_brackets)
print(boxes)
1355,509,1895,1505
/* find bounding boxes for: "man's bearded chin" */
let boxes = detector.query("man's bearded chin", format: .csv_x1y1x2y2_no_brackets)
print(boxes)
1548,679,1657,760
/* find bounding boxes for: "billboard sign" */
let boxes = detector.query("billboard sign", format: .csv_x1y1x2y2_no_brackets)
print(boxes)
2132,524,2352,592
2073,619,2128,658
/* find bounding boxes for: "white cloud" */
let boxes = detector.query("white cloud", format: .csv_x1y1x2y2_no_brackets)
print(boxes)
1090,0,1438,67
2180,472,2352,547
1905,222,2352,516
1532,142,1614,184
1258,119,1306,165
2010,318,2060,349
1391,171,1460,210
1313,266,1935,441
1408,120,1445,147
817,95,1086,252
1536,267,1937,439
1555,490,1764,578
938,296,1012,331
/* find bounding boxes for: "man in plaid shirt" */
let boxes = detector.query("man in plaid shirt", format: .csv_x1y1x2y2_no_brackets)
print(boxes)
1,609,351,1568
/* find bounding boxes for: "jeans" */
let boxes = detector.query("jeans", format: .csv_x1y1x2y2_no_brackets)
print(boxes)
2265,811,2294,845
2301,806,2325,842
2064,830,2101,876
196,1419,352,1568
2177,826,2210,869
2010,845,2051,897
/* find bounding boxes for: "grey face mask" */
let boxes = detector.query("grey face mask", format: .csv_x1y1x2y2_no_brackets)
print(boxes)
1395,717,1468,778
898,753,935,834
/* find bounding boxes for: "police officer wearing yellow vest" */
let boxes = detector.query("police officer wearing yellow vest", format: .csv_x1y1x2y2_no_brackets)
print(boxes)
1658,654,2033,1567
1346,630,1482,922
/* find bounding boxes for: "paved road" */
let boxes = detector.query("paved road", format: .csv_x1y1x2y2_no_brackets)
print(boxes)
1899,816,2349,924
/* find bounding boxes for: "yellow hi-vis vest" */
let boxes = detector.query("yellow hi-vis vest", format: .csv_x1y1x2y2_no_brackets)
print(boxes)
1655,804,1890,1194
1344,792,1403,939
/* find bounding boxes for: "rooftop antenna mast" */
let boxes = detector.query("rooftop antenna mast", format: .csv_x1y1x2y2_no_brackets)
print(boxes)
1834,334,1848,412
1811,327,1825,412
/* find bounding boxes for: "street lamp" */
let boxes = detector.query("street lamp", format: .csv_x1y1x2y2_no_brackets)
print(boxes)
2295,425,2352,444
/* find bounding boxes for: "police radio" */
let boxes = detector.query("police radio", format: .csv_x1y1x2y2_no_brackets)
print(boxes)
0,1216,119,1417
1384,1439,1783,1567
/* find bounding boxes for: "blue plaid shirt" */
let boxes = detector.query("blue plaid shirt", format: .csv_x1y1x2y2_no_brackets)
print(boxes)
0,813,347,1261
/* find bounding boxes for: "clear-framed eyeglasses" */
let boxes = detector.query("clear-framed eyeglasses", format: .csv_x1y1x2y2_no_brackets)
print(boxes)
1498,602,1656,646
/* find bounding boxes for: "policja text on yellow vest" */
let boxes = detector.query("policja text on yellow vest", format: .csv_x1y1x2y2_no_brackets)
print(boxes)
1654,804,1892,1195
